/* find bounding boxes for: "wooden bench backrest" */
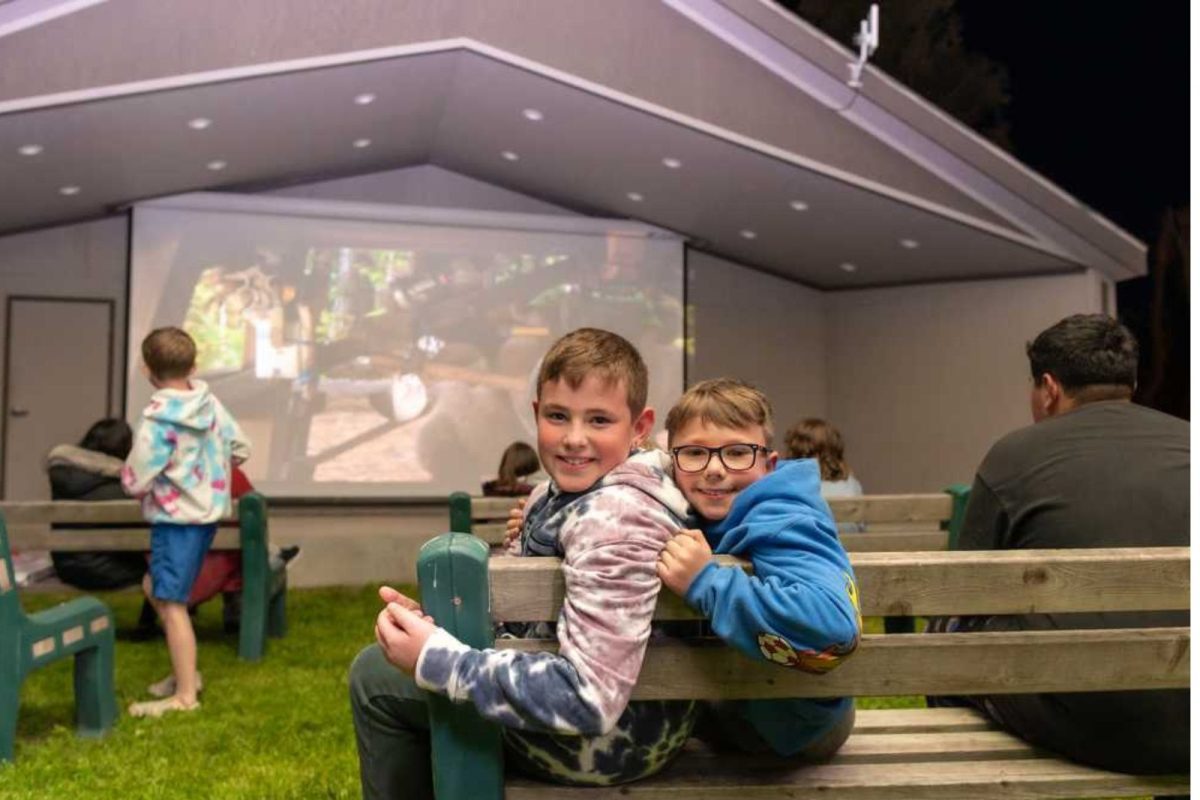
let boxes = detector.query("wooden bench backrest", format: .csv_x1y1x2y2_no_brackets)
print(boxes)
485,546,1189,700
450,487,971,551
0,498,249,552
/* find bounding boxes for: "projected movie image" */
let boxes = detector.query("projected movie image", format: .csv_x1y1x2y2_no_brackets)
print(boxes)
129,202,684,498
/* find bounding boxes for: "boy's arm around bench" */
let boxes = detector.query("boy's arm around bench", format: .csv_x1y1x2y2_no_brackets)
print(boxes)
414,482,678,736
686,462,862,672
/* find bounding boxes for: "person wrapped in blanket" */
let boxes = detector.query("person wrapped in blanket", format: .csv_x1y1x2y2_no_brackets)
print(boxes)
656,379,862,758
349,329,695,798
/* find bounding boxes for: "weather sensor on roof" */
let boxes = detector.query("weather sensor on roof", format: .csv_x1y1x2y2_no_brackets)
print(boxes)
847,3,880,89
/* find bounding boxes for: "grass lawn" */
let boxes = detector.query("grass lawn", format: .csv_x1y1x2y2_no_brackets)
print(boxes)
22,597,1126,798
4,585,388,799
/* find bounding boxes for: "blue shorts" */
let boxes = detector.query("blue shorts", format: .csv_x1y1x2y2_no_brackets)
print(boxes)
149,522,217,603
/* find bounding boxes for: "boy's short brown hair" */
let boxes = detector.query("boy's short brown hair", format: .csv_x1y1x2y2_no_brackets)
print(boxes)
536,328,648,417
142,326,197,380
665,378,774,446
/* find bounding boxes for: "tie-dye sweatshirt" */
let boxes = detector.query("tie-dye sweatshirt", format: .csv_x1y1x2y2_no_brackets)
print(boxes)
687,458,862,755
121,380,251,525
414,449,695,784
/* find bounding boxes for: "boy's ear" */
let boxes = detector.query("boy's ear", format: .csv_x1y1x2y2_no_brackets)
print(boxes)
765,449,779,472
632,406,655,447
531,399,540,418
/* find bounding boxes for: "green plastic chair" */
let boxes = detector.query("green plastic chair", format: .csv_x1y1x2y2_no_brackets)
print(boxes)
0,512,117,762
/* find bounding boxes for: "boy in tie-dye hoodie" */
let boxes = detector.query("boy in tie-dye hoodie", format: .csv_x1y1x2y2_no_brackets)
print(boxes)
350,328,695,797
122,326,250,718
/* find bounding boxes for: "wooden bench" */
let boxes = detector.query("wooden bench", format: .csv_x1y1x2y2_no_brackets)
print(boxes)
0,492,287,661
1,513,117,762
449,488,971,552
415,533,1190,798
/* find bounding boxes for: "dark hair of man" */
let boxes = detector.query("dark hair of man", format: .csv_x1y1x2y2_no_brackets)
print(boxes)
80,418,134,460
536,328,648,417
142,326,197,380
1026,314,1138,401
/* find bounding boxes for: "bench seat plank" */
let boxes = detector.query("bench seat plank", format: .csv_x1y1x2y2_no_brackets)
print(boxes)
506,754,1190,799
852,707,994,734
496,628,1189,699
488,548,1190,620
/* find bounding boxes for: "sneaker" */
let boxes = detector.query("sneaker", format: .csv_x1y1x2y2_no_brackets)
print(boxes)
148,672,203,699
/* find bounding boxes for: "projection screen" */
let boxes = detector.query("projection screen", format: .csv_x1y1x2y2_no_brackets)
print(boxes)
127,194,685,499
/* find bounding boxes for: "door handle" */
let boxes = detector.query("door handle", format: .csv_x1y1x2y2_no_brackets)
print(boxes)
9,408,28,418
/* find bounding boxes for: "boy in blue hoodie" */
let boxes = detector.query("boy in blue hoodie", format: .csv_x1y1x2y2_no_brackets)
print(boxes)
657,378,861,758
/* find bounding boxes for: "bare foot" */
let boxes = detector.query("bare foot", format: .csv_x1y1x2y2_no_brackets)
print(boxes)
128,696,201,718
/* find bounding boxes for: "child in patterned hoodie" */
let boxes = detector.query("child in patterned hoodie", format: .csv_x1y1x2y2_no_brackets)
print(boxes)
350,328,695,797
122,326,250,717
657,378,862,759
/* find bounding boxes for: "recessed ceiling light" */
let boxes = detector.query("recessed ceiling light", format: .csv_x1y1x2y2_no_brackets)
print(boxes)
354,93,376,105
59,185,81,196
662,157,683,169
839,262,858,273
187,117,213,130
740,229,758,240
900,238,920,249
501,150,520,161
789,200,809,211
353,138,372,149
522,108,544,121
206,160,228,171
626,191,644,202
17,144,43,156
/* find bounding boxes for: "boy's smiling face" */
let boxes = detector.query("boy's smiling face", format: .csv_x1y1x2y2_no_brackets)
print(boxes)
671,418,776,522
534,374,654,493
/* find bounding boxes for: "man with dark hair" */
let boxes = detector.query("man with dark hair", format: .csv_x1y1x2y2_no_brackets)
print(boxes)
930,313,1188,775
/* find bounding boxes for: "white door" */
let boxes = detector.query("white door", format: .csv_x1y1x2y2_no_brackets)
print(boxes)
3,297,113,500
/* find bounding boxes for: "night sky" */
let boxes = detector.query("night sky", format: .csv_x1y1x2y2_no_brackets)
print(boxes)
956,1,1190,246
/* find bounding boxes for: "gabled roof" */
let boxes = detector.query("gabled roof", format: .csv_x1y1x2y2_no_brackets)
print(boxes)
0,0,1144,287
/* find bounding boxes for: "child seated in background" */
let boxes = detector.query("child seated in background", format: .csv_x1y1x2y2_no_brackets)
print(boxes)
122,326,251,717
481,440,541,497
785,417,864,533
658,378,861,759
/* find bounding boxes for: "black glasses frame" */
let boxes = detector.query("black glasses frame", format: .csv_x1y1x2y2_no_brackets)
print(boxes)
670,443,771,473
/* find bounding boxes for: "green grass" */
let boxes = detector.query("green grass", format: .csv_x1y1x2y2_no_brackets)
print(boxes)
2,585,391,799
7,606,1120,799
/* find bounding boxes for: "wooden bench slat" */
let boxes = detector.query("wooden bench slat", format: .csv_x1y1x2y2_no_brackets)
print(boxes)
465,494,954,526
0,500,238,525
7,527,242,552
833,730,1037,764
496,628,1189,699
488,548,1190,619
840,531,947,552
826,494,952,524
506,754,1190,799
852,707,994,734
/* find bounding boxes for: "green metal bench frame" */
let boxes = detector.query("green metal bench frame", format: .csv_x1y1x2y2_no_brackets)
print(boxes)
1,513,117,763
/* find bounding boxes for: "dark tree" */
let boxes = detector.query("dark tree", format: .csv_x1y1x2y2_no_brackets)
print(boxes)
778,0,1012,150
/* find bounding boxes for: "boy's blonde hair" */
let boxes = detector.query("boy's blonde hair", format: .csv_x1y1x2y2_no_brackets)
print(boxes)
142,326,196,380
537,328,648,417
784,418,850,481
665,378,774,446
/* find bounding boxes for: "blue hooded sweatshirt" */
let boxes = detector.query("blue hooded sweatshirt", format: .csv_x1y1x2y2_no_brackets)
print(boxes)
685,458,861,755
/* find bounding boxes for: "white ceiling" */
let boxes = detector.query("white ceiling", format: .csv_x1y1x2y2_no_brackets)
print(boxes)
0,1,1144,290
